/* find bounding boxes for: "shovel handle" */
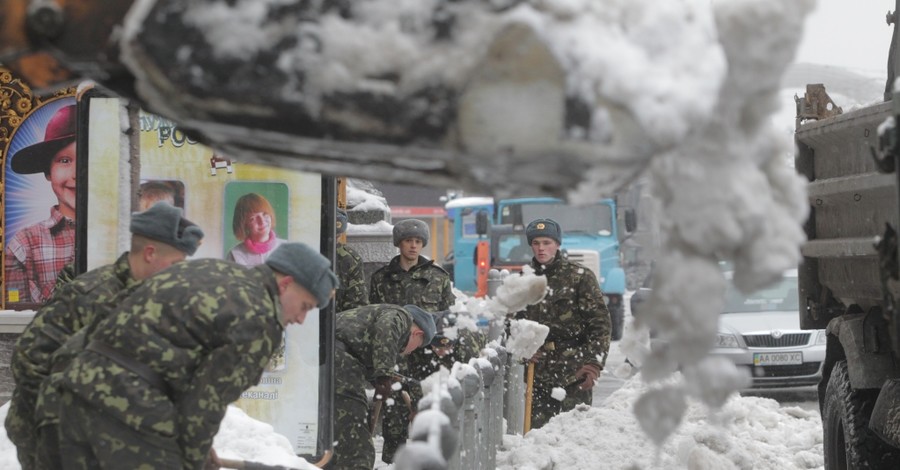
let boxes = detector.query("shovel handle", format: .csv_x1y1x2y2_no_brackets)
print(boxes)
524,362,535,433
370,399,384,435
218,457,294,470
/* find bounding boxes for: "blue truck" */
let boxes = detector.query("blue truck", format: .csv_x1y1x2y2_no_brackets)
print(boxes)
446,196,635,340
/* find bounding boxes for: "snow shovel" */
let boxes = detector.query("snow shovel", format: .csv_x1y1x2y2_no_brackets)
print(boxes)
219,450,333,470
370,398,383,435
523,362,535,433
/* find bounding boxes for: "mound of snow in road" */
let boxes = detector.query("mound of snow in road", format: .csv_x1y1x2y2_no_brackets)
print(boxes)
497,374,824,470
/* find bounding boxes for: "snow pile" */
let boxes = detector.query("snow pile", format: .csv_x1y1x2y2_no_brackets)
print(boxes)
0,404,19,470
496,375,824,470
346,179,390,213
213,406,315,469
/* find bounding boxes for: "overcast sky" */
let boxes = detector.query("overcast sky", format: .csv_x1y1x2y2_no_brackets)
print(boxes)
796,0,896,74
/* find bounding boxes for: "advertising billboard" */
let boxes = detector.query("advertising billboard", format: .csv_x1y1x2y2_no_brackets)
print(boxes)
82,94,334,460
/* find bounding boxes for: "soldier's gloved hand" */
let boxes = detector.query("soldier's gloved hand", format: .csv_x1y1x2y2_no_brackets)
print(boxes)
203,447,222,470
574,364,602,390
373,375,395,400
528,349,544,364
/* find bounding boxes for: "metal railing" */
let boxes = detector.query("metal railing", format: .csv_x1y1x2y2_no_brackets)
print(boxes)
393,338,526,469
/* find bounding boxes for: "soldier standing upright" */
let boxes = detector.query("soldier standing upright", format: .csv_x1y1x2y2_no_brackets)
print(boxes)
516,218,611,430
368,218,455,463
335,208,368,312
54,243,338,470
331,304,436,470
5,202,204,470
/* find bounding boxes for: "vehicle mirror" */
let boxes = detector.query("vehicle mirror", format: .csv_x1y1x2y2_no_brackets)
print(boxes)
476,210,489,235
624,208,637,233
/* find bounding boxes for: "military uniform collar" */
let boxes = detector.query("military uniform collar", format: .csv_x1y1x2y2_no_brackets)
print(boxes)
115,252,141,289
253,264,286,328
388,255,433,273
532,252,563,275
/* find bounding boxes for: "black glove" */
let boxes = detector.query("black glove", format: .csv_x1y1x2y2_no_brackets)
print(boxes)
373,376,394,400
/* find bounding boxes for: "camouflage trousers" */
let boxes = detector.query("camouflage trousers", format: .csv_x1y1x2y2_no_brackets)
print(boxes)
529,378,592,430
380,384,420,463
57,390,182,470
331,392,374,470
5,386,38,470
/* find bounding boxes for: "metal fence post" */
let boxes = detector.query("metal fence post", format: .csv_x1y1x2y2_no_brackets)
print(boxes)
504,360,525,436
475,357,495,470
491,345,507,444
457,362,483,470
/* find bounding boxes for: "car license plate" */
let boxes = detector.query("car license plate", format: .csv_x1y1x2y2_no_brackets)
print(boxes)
753,352,802,366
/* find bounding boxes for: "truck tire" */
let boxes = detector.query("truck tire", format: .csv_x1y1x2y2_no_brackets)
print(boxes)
609,300,624,341
823,360,900,469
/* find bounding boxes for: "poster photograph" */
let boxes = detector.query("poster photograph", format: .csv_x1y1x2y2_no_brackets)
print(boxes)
3,94,77,307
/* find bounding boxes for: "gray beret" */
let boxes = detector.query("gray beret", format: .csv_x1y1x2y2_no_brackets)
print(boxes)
265,243,339,309
404,304,437,347
336,209,349,235
130,202,204,256
393,219,430,247
525,218,562,245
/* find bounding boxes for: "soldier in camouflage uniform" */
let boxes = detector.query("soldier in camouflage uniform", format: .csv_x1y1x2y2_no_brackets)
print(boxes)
424,311,486,372
5,202,204,470
331,304,436,470
515,218,611,430
404,310,487,416
335,209,368,312
368,219,455,463
54,243,338,470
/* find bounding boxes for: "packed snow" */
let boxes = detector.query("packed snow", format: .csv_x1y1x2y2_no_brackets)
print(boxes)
496,368,824,470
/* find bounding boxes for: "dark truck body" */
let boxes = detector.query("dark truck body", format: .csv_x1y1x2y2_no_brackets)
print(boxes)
796,94,900,467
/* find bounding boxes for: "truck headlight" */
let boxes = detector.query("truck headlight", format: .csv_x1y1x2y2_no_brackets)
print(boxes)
816,330,827,345
716,333,739,348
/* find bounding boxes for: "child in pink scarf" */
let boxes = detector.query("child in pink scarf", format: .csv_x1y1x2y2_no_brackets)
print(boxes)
226,193,285,266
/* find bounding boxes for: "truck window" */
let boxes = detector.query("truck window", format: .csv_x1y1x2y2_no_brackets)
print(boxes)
501,202,613,234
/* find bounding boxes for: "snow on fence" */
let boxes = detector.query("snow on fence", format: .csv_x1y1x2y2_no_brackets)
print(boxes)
393,269,548,469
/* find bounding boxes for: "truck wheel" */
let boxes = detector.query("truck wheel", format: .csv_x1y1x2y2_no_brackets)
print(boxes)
823,360,900,469
609,301,624,341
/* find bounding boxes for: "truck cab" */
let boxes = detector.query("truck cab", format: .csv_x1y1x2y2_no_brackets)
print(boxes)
458,196,636,340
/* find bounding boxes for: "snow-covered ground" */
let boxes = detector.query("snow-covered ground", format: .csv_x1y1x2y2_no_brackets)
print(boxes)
0,287,824,470
0,350,824,470
494,329,823,470
367,291,823,470
497,371,823,470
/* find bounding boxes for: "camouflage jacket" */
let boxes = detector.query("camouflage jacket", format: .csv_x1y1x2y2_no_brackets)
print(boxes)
58,259,283,470
517,252,611,384
53,262,77,292
335,243,368,312
369,255,454,312
12,252,138,401
334,304,411,396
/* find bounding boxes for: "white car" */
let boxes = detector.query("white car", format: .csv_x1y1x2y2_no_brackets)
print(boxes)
711,270,826,389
